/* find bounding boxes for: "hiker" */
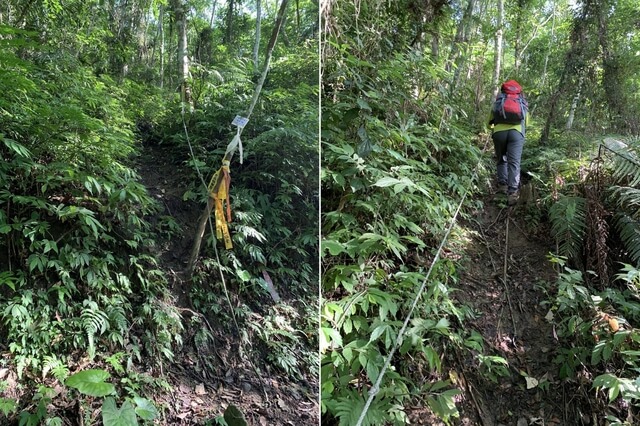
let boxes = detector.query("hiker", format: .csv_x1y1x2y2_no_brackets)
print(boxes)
488,79,529,206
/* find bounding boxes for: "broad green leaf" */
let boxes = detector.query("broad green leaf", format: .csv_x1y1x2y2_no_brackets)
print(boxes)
236,270,251,282
369,324,388,343
322,240,346,256
373,177,401,188
593,373,617,389
2,138,31,158
102,398,138,426
133,397,158,420
423,346,441,372
0,398,17,416
224,404,247,426
320,327,342,352
356,98,371,111
366,359,380,383
66,369,115,397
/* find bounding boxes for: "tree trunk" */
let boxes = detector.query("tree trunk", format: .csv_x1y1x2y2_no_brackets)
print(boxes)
596,1,624,130
490,0,504,98
566,74,584,130
173,0,191,107
209,0,218,28
187,0,290,277
159,4,165,89
450,0,476,91
224,0,234,45
447,0,475,73
540,1,556,88
540,2,588,144
253,0,262,72
431,31,440,59
514,0,525,72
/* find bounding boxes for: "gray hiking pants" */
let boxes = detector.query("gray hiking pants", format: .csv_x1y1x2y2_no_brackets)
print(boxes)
492,129,524,195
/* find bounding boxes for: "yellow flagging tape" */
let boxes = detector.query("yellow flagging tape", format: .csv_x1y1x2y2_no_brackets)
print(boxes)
207,160,233,249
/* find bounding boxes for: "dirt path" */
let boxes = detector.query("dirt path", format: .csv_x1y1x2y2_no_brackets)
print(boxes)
134,143,319,425
452,194,567,426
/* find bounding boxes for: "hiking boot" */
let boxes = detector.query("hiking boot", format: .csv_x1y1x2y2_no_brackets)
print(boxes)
497,184,508,194
508,192,519,206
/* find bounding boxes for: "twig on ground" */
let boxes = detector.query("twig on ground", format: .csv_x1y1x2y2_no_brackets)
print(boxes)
487,206,507,229
508,217,531,242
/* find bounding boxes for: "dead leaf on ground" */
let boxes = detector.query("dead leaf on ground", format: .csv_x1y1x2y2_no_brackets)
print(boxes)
195,383,207,395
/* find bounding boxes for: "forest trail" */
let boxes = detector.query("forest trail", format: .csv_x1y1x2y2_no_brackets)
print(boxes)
134,143,319,425
450,192,568,426
136,143,199,284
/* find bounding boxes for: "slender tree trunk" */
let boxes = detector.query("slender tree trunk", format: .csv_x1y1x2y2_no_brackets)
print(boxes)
159,4,165,88
541,0,555,89
187,0,290,277
514,0,525,72
566,74,584,130
541,0,589,144
173,0,191,107
491,0,504,98
450,0,476,90
253,0,262,72
224,0,234,45
209,0,218,28
596,1,624,130
447,0,475,73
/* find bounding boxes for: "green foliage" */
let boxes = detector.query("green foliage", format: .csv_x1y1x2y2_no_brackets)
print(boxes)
16,386,59,426
132,397,159,421
223,404,248,426
606,138,640,266
102,398,138,426
247,304,317,380
543,256,640,421
322,4,484,420
66,369,116,397
0,0,317,422
0,26,185,412
549,196,588,260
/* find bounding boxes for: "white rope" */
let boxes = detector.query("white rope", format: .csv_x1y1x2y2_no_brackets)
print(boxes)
354,141,488,426
354,187,470,426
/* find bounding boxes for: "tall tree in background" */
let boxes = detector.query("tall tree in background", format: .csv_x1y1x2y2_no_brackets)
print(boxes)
253,0,262,71
159,4,166,88
491,0,505,97
448,0,476,91
596,0,627,131
224,0,235,44
172,0,191,106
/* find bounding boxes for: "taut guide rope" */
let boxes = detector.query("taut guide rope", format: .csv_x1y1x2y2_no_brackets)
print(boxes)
354,138,489,426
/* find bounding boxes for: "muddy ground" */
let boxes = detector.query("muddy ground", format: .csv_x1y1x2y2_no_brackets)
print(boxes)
407,190,593,426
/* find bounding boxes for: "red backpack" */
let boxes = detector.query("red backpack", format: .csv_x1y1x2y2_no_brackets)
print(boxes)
492,80,528,124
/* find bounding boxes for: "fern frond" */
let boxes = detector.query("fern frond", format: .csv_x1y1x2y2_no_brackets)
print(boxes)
107,304,128,332
333,390,390,426
610,149,640,187
614,214,640,266
81,302,109,359
42,355,69,381
610,186,640,216
234,224,267,243
549,196,587,260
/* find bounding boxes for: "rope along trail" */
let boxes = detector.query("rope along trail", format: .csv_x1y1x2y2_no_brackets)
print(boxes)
354,139,489,426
